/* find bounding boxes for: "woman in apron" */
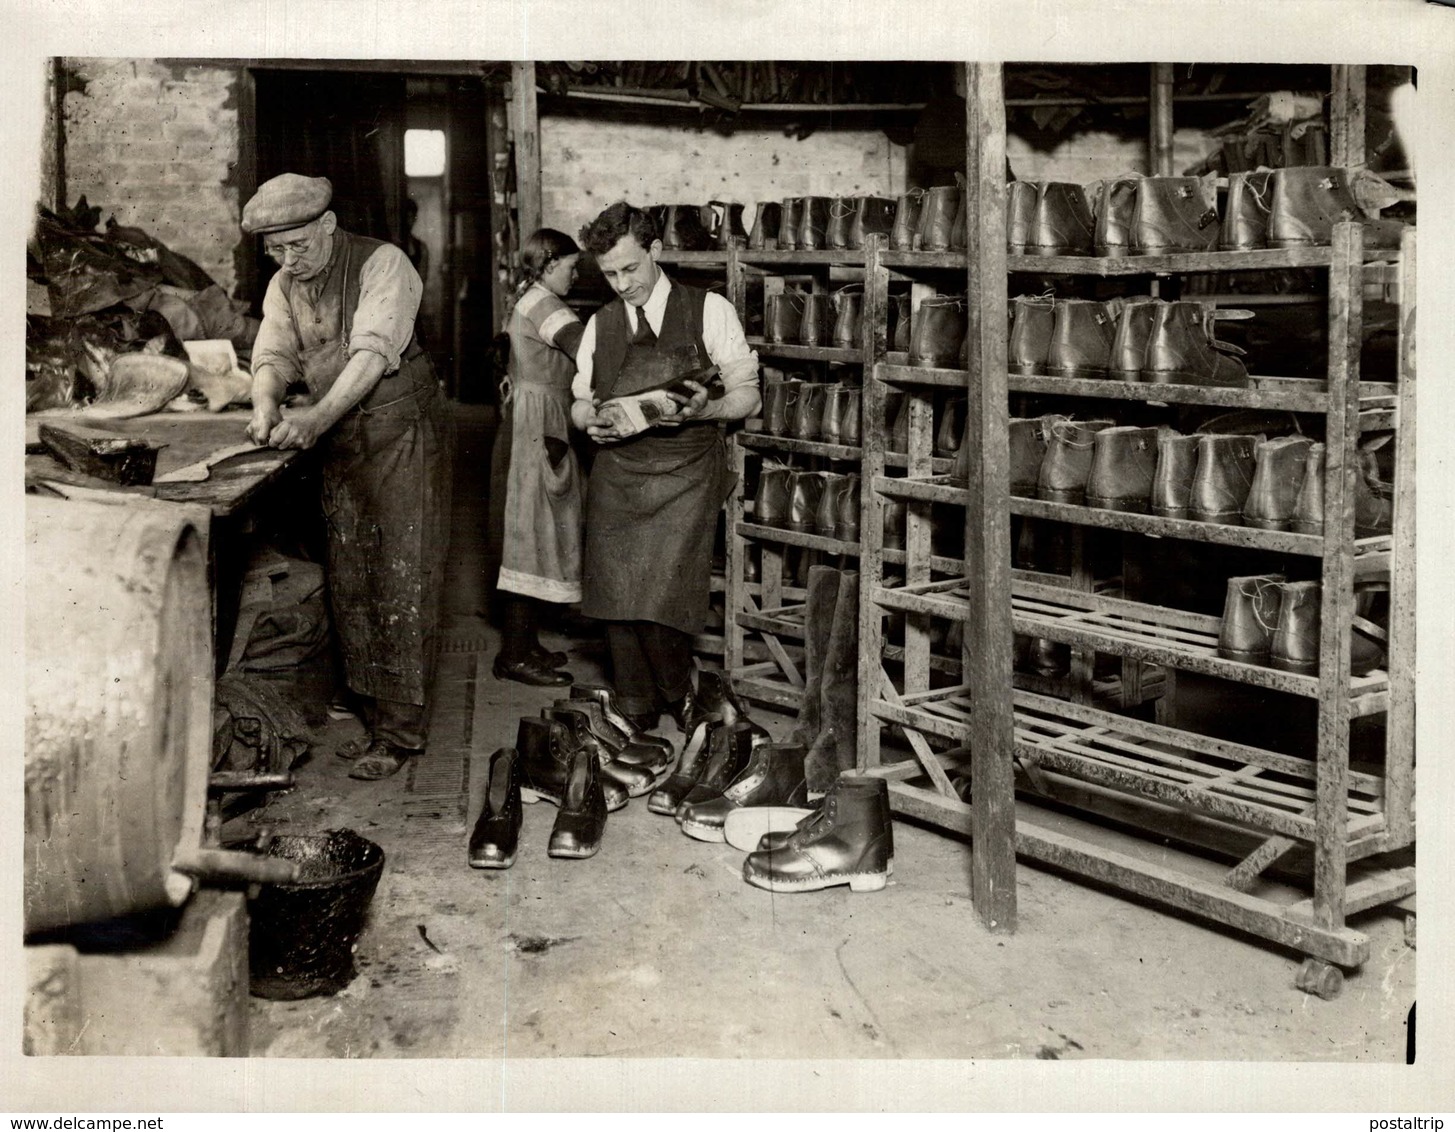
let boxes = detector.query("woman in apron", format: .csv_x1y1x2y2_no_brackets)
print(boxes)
492,229,586,685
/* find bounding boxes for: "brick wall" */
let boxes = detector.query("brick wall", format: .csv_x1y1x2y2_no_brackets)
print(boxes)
61,58,244,295
539,114,909,239
1009,127,1214,182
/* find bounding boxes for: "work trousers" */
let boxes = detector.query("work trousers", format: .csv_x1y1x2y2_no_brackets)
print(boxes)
366,696,429,751
605,621,695,717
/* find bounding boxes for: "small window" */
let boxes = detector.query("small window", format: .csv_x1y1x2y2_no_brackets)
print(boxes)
404,129,446,178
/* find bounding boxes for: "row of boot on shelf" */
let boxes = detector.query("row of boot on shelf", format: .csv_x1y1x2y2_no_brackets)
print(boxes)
1218,575,1388,676
751,464,862,542
1011,165,1404,257
1009,293,1252,387
1011,413,1393,535
762,287,968,370
759,375,967,455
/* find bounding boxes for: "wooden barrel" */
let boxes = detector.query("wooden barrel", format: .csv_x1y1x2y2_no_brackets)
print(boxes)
25,495,213,934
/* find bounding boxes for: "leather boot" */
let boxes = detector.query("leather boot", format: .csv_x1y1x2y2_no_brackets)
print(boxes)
742,775,892,893
1037,418,1115,504
838,387,862,447
647,205,669,240
753,776,894,862
1143,301,1249,388
544,706,658,798
890,190,925,251
1028,637,1070,677
803,568,860,792
1217,574,1286,664
1108,297,1161,380
814,472,849,539
662,204,715,251
753,463,792,528
1289,442,1325,535
1094,176,1140,257
647,719,721,816
825,197,855,250
468,747,522,869
1046,298,1116,378
890,293,912,353
767,290,805,343
687,668,742,730
831,289,863,350
1151,430,1199,519
712,200,748,249
1355,439,1394,538
1270,580,1321,675
849,196,897,249
788,471,826,533
915,184,960,252
1008,414,1065,497
799,292,833,347
1268,166,1405,250
762,378,802,437
797,196,831,251
1028,181,1095,256
1188,433,1260,524
680,742,809,843
909,295,967,369
836,474,861,542
950,173,968,250
778,197,804,250
883,389,906,453
1221,170,1274,251
1006,181,1037,254
516,716,629,813
791,382,830,442
936,396,967,458
748,201,782,250
1132,176,1219,254
1086,425,1161,512
1243,435,1316,529
820,384,852,445
547,745,607,859
557,693,674,773
1009,294,1056,375
676,717,771,819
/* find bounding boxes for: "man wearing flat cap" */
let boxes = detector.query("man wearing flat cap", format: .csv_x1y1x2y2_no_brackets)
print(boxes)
244,172,453,781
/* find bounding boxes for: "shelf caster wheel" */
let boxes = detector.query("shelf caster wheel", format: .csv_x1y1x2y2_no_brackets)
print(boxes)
1295,958,1345,1000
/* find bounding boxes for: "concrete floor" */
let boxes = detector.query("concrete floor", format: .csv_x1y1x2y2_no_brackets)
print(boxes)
241,405,1415,1061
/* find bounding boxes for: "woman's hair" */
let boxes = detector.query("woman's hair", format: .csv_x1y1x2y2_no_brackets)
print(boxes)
519,228,580,289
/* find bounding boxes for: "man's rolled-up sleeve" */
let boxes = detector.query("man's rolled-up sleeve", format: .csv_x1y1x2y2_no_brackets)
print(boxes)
250,276,304,383
702,291,760,421
350,244,423,371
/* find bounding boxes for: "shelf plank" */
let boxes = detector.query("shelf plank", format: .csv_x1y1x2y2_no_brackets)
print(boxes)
738,432,861,461
738,249,867,266
729,664,806,712
655,250,730,265
879,250,970,270
1007,374,1330,412
878,362,969,388
1010,496,1327,555
1006,244,1395,276
748,338,863,364
736,520,861,556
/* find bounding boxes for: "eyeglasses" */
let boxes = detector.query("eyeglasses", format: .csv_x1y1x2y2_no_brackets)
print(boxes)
264,227,317,261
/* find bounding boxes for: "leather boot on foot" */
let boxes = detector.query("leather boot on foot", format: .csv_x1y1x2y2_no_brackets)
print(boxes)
1243,435,1316,530
1143,301,1250,388
1188,433,1259,524
798,292,833,347
1037,418,1116,504
1151,430,1200,519
915,184,960,252
1270,580,1321,674
778,197,803,250
468,747,522,869
516,716,628,813
648,719,721,816
1217,574,1286,664
748,201,782,250
1094,176,1140,257
1108,297,1161,380
1046,298,1116,378
1268,166,1405,250
909,295,967,369
1006,181,1038,254
1086,425,1161,513
849,196,897,249
743,775,893,893
831,289,863,350
1132,176,1219,254
753,463,793,529
1008,294,1056,375
1221,170,1274,250
681,742,809,843
890,190,925,251
762,378,802,437
547,745,607,859
1028,181,1095,256
788,471,827,534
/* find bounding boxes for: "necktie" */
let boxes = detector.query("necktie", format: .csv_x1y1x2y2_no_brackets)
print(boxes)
630,310,657,347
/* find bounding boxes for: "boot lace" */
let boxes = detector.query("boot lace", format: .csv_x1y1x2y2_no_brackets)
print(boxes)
1244,576,1283,633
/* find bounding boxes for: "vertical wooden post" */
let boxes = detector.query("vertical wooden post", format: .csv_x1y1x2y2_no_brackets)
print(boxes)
1150,63,1175,177
232,67,259,303
964,62,1017,933
723,244,747,678
485,92,514,335
509,61,542,243
1330,65,1367,169
1385,226,1416,846
856,234,890,770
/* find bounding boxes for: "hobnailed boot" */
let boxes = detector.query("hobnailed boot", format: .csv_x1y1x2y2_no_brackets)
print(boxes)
1108,297,1161,380
1151,430,1200,519
849,196,897,249
544,706,658,798
676,717,771,818
915,184,960,252
647,718,722,816
791,382,830,442
547,745,607,859
1187,433,1260,524
468,747,522,869
820,384,852,445
788,471,827,533
936,396,967,458
825,197,856,250
1094,176,1140,257
814,472,849,539
516,716,629,814
1006,181,1038,254
1086,425,1161,512
1269,580,1321,675
1268,166,1405,250
767,291,805,343
748,201,783,250
1143,301,1249,388
1046,298,1116,378
799,292,833,347
836,474,862,542
1221,170,1274,251
802,568,860,792
909,295,967,369
838,387,862,447
1217,573,1286,664
1037,419,1116,504
1008,414,1065,497
1242,435,1316,529
1027,181,1095,256
831,289,863,350
742,775,892,893
890,190,925,251
890,294,912,353
711,200,748,249
778,197,803,250
680,742,809,843
1289,442,1325,534
797,196,831,251
762,378,802,437
1131,176,1219,254
753,463,792,529
1008,295,1056,375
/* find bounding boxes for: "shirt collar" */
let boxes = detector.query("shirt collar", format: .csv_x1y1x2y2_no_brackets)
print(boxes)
626,269,672,334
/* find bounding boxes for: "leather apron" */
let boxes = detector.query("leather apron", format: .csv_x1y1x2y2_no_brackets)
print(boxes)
581,286,731,634
279,231,454,705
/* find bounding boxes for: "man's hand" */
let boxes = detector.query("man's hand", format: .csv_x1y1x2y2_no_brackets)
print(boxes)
576,401,625,445
247,401,283,446
655,380,710,426
267,408,329,450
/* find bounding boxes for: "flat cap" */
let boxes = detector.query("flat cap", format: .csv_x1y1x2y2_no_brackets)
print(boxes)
241,173,333,235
